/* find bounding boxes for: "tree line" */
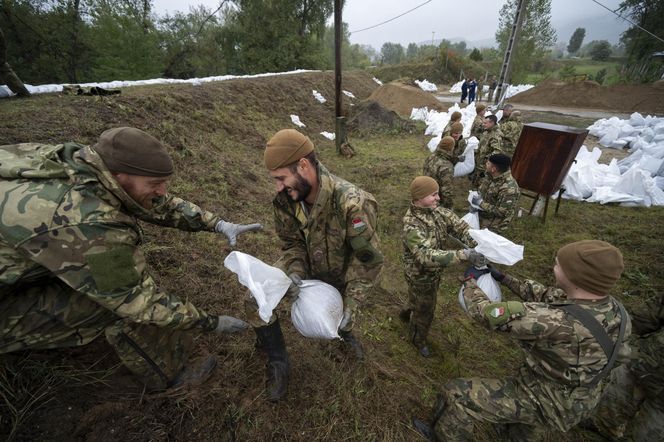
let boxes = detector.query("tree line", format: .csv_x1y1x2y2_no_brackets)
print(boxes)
0,0,375,85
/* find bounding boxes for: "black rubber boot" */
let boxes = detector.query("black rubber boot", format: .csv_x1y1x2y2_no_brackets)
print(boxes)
254,320,289,401
339,330,365,360
170,355,217,388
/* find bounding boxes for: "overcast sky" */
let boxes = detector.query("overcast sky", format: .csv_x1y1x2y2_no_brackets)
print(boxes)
152,0,629,49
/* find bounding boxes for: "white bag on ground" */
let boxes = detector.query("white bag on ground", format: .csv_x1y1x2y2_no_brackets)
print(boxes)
224,251,291,323
291,280,343,339
469,229,524,265
458,273,502,312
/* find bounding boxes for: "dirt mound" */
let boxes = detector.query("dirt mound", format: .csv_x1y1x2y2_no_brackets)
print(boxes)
367,83,445,116
347,100,416,136
509,78,664,115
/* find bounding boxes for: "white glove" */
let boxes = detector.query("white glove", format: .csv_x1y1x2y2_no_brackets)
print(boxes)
215,220,263,246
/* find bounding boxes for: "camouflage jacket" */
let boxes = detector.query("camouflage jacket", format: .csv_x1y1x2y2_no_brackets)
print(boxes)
461,276,632,387
402,204,475,277
475,125,503,174
478,170,520,231
423,150,454,209
452,137,467,165
441,121,453,138
272,163,383,305
0,142,220,331
500,114,524,155
627,292,664,391
470,115,484,140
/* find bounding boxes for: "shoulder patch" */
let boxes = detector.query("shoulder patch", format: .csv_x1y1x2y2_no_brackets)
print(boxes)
86,245,140,292
483,301,526,328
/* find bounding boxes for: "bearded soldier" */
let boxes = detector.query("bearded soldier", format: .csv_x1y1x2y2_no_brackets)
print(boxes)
0,127,261,390
248,128,383,401
413,240,631,441
400,176,484,357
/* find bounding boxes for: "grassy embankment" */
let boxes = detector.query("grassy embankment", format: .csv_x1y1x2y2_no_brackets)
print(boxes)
0,70,661,441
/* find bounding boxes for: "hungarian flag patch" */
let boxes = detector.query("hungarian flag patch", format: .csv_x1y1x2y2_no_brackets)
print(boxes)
490,307,505,318
352,218,366,230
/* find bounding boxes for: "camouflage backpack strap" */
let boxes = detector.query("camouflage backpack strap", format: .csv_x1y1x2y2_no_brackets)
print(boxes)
557,297,628,387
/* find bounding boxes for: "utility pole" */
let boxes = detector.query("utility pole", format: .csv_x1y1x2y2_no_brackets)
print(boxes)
494,0,527,105
334,0,345,154
431,31,435,46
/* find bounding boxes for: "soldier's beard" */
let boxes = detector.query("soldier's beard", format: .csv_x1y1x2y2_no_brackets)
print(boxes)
284,171,312,203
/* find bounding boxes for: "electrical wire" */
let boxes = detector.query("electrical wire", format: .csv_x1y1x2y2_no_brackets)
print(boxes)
349,0,433,34
589,0,664,45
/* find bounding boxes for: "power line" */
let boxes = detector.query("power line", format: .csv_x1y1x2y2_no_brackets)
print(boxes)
349,0,433,34
589,0,664,45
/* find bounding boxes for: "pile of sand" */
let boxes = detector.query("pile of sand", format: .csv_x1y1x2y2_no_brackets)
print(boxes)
347,100,416,136
367,83,445,116
509,78,664,115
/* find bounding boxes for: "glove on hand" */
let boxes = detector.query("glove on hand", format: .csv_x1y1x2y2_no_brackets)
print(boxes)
215,315,249,334
463,249,488,268
286,273,303,301
468,204,479,214
458,155,466,162
471,194,483,207
215,220,263,246
338,306,352,331
464,265,490,281
488,264,506,282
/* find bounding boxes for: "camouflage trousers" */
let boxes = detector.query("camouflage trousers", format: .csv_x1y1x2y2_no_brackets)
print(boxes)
433,368,602,441
591,365,664,441
404,272,440,348
0,279,192,390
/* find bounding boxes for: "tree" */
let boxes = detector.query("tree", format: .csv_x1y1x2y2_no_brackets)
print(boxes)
468,48,482,61
495,0,557,83
589,40,612,61
379,42,404,65
617,0,664,62
567,27,585,54
406,42,418,60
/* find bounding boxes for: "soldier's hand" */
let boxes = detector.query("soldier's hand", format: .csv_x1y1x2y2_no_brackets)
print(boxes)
458,155,466,162
468,204,479,214
215,220,263,246
215,315,249,334
338,306,352,331
464,265,490,281
286,273,303,301
463,249,487,268
471,194,483,207
488,264,505,282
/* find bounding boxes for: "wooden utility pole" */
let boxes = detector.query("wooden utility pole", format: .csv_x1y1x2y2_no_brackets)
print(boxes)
494,0,527,105
334,0,345,154
0,27,30,97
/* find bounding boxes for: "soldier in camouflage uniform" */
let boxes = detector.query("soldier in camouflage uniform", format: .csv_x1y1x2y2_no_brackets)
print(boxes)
249,128,383,401
423,136,456,209
471,115,503,188
442,111,462,138
400,176,484,358
413,240,631,441
470,104,486,140
449,122,467,165
0,127,262,390
471,154,520,231
498,103,514,124
591,291,664,441
500,110,524,156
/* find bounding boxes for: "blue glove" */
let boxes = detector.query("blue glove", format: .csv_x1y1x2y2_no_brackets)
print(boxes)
488,265,505,282
471,194,483,207
464,265,490,281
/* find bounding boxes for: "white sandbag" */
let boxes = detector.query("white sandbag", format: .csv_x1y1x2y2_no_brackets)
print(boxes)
461,211,480,229
458,273,502,312
224,251,291,323
428,135,441,152
469,229,524,265
453,137,478,176
291,280,343,339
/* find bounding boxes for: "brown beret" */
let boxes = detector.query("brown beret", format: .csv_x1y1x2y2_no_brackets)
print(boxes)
410,176,438,201
557,240,624,295
264,129,314,170
451,122,463,134
451,111,462,121
92,127,173,176
438,136,455,152
476,104,486,113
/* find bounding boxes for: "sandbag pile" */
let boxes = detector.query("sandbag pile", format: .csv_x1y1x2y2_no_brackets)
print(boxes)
415,79,437,92
448,81,533,98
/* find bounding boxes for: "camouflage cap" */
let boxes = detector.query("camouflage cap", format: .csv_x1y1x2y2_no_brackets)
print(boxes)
451,122,464,134
451,111,462,121
264,129,314,170
557,240,624,295
476,104,486,113
410,176,438,201
438,136,455,152
93,127,173,176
